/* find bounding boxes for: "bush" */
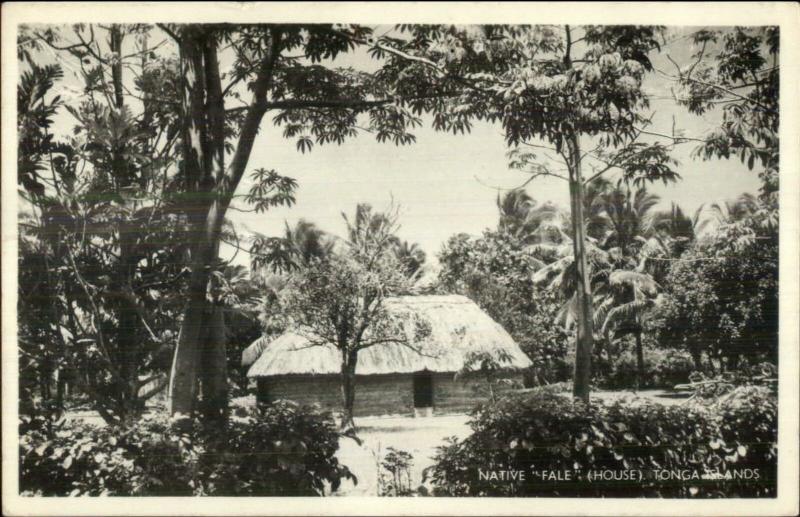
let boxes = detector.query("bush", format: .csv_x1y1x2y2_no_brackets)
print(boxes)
19,412,199,496
424,388,777,497
599,348,695,390
19,401,353,496
712,386,777,497
378,447,416,496
200,402,354,495
651,349,696,388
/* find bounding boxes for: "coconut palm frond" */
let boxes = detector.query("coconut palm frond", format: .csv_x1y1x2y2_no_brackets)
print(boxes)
593,295,615,328
556,295,577,329
526,255,547,271
524,242,571,258
609,269,659,296
601,298,653,336
531,255,572,285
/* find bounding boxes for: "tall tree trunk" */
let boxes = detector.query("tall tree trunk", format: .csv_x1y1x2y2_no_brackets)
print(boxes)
200,306,228,426
168,237,220,417
109,24,145,423
56,369,65,409
168,27,212,419
340,351,358,430
635,329,644,391
567,132,595,403
168,26,281,419
108,25,125,109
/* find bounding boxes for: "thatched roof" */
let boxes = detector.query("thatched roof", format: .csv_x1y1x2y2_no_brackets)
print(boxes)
244,295,532,377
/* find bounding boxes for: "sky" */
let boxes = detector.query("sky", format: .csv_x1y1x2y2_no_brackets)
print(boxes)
30,24,762,268
221,26,761,266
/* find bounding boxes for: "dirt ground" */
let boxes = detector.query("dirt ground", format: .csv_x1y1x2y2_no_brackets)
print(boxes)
332,413,472,496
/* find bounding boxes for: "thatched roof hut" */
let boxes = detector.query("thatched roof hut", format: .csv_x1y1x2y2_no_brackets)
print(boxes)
244,294,531,376
243,295,531,417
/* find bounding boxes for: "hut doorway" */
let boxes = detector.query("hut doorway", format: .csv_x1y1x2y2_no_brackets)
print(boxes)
413,370,433,417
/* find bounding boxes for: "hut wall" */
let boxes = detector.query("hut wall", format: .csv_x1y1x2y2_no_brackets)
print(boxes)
256,370,524,417
431,371,523,414
258,373,414,417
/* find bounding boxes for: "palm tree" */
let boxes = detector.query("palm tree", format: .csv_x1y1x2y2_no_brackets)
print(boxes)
535,183,665,388
393,240,426,279
497,190,572,254
699,193,759,235
497,189,536,236
248,219,333,276
710,193,759,222
593,270,659,390
342,203,400,257
651,203,700,242
582,177,613,241
638,203,703,282
594,184,666,388
283,219,334,266
532,240,614,330
599,184,661,260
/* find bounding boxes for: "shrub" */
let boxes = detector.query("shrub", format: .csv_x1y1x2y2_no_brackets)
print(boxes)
599,348,695,390
378,447,415,496
710,386,778,497
19,412,198,496
424,388,777,497
199,402,354,496
19,401,353,496
651,349,696,388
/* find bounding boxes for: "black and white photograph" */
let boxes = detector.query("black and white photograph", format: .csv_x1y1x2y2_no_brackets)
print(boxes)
2,2,799,516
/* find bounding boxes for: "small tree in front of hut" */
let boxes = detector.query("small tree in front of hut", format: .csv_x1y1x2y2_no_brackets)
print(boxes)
281,208,430,430
456,350,514,404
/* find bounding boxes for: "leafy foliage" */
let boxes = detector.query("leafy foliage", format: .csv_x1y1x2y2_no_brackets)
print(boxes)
424,388,776,497
378,447,416,497
16,42,190,421
672,27,779,199
655,211,778,369
199,402,354,495
17,62,64,195
438,229,571,386
457,350,517,404
277,204,429,426
20,401,352,496
20,412,200,496
599,347,696,390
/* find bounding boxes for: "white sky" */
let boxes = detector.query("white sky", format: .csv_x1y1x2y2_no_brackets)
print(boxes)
31,25,762,267
223,26,760,266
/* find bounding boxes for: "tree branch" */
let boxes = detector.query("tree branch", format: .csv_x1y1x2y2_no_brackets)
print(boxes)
156,23,181,43
657,64,775,114
217,29,283,202
226,97,396,116
64,243,123,381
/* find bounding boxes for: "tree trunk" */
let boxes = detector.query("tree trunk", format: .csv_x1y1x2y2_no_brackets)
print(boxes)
340,351,358,430
728,353,740,372
200,305,228,426
690,346,703,371
635,330,644,391
566,132,595,403
168,27,281,420
108,25,125,109
168,240,218,417
56,369,65,408
167,27,216,419
109,24,146,423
